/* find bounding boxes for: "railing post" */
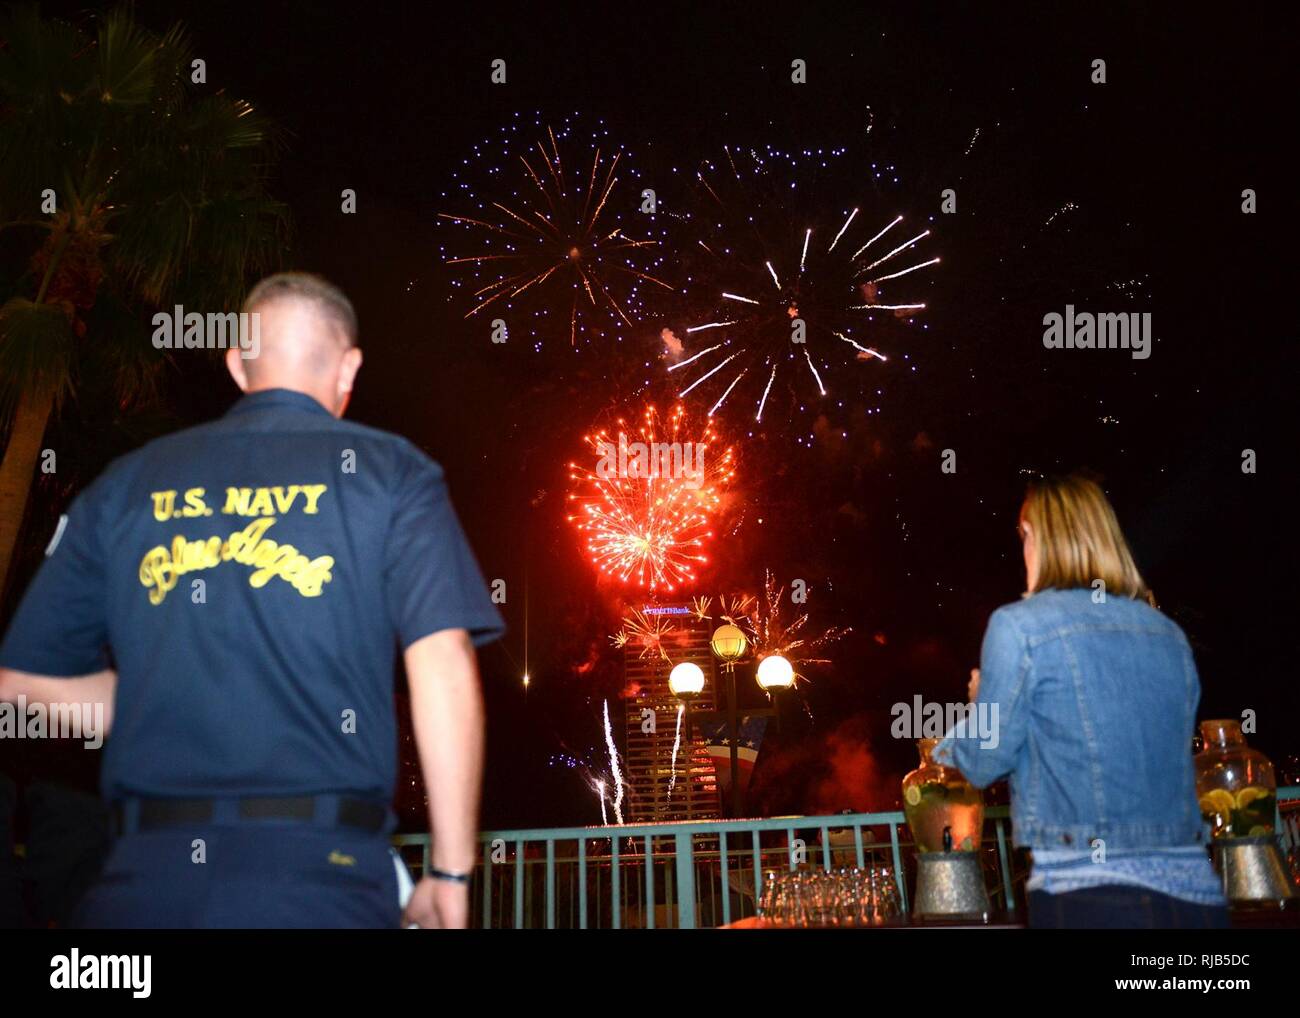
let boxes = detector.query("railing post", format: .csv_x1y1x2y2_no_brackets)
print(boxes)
889,821,908,913
611,838,621,930
578,838,588,930
545,839,556,930
481,840,492,929
674,831,696,929
996,819,1015,911
719,829,731,927
514,839,525,930
644,835,656,929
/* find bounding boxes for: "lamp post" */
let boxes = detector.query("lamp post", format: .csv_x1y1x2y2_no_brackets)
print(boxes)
710,625,748,817
667,623,795,818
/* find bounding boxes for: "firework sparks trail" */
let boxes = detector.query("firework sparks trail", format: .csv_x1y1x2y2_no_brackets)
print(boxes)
868,256,941,285
743,570,851,680
851,214,902,261
602,700,625,825
708,368,748,416
596,779,609,826
1044,202,1079,227
827,207,858,253
567,402,737,592
437,114,675,347
673,148,941,424
679,351,739,396
667,702,685,800
668,342,723,371
836,332,887,361
613,607,676,660
718,593,757,627
803,350,826,395
756,363,778,421
688,573,848,684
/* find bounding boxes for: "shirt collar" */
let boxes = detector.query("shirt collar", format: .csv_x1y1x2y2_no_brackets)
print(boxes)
224,388,334,419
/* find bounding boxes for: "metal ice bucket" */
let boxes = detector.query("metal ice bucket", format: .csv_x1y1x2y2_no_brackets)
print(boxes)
913,850,991,921
1214,835,1297,906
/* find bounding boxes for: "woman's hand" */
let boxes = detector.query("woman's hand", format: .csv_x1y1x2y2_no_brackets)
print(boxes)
967,668,981,702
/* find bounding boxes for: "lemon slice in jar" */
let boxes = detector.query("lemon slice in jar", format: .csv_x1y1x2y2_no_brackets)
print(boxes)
1234,786,1270,809
1198,789,1235,818
904,786,921,806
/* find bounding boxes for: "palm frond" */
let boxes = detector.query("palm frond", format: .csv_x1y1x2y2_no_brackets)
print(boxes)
0,297,75,419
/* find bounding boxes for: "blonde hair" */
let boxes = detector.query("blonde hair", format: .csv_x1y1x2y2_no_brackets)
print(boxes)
1021,474,1148,599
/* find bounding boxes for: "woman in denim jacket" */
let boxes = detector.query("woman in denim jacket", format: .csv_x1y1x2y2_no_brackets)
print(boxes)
934,475,1226,928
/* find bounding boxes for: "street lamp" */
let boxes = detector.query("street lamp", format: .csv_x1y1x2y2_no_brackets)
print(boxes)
668,661,705,697
756,654,795,691
710,624,750,818
709,624,748,663
667,626,783,819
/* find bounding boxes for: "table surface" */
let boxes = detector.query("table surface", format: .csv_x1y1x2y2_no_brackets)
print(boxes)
722,906,1299,929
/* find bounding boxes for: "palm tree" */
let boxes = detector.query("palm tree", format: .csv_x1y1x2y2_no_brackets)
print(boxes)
0,4,288,593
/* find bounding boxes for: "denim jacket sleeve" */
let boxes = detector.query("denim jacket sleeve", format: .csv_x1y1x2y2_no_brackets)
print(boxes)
934,605,1031,788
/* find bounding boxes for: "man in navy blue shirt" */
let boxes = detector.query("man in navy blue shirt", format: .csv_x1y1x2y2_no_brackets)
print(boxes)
0,273,504,927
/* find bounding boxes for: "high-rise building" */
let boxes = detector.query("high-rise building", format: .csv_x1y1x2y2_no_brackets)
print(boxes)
622,604,721,822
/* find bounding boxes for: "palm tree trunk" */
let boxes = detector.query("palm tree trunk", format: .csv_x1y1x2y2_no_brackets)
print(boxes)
0,384,56,597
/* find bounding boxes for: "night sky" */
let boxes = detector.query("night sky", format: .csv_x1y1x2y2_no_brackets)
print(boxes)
5,2,1295,829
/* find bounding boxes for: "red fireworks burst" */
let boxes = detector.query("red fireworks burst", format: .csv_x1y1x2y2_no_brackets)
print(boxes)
566,403,736,592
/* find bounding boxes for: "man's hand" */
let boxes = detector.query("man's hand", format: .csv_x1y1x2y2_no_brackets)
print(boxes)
967,667,981,702
402,876,470,929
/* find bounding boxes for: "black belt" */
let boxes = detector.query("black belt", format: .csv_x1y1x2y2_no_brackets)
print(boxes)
112,795,388,835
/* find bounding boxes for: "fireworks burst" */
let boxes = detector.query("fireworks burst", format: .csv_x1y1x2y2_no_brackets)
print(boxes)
566,402,737,592
745,570,851,680
668,146,940,425
612,607,676,661
683,572,849,683
437,113,674,348
690,592,757,626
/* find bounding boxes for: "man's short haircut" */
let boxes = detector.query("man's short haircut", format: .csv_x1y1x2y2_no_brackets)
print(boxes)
242,272,358,347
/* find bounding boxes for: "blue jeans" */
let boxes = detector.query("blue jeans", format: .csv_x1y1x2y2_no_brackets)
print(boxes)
1028,886,1229,929
72,824,401,928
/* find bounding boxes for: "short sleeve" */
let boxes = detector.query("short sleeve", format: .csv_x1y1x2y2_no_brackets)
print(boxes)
384,450,505,650
0,483,111,676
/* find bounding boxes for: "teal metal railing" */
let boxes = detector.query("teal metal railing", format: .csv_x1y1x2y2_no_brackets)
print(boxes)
393,786,1300,929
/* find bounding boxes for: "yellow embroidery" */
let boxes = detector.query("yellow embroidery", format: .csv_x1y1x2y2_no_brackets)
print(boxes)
221,484,328,517
150,487,214,521
328,851,357,867
138,517,334,605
